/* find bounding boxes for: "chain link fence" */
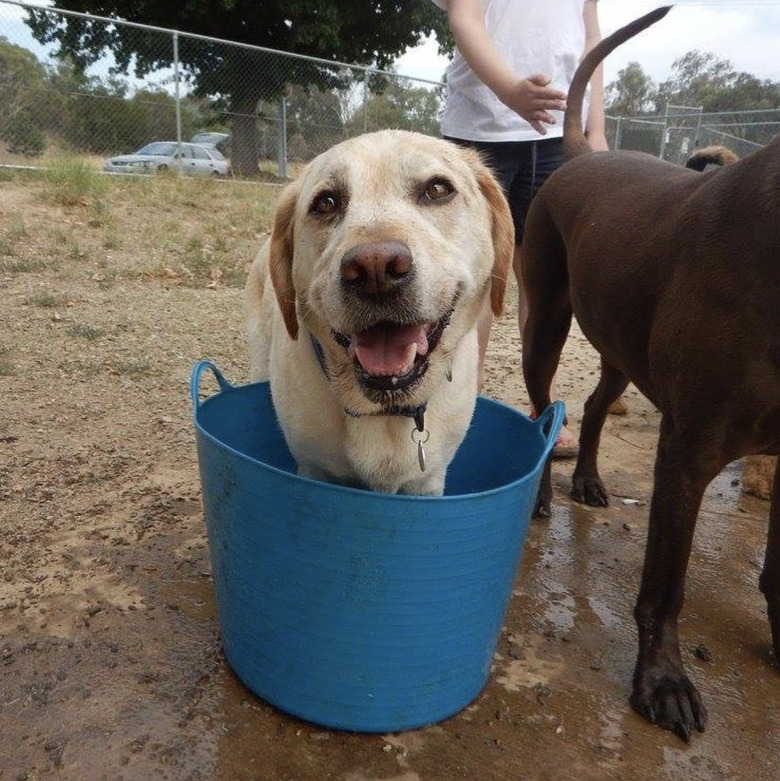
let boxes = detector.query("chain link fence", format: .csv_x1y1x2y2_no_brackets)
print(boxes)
1,0,776,180
607,105,778,165
0,0,444,179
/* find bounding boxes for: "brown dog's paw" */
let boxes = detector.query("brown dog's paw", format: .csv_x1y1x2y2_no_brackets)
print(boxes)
533,464,554,518
571,475,609,507
533,483,552,518
630,669,708,742
533,496,551,519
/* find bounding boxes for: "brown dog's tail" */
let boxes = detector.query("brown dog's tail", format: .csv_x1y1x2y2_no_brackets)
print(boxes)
563,5,673,161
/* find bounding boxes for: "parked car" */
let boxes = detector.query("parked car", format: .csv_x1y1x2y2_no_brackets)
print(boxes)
103,142,229,177
190,131,230,152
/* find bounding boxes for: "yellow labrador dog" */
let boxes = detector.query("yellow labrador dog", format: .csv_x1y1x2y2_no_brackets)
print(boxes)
245,130,513,495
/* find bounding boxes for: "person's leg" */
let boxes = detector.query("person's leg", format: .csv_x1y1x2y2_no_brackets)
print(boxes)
444,137,524,390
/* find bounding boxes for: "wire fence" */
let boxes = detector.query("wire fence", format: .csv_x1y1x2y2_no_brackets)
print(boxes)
606,106,778,165
0,0,444,179
0,0,777,181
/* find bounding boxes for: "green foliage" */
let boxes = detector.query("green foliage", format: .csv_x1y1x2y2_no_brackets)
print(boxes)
25,1,448,75
273,83,346,160
607,50,780,148
24,1,450,175
55,70,201,154
0,37,56,153
360,79,443,136
43,158,108,207
1,111,46,156
605,62,657,117
0,38,207,158
608,51,780,121
656,50,780,132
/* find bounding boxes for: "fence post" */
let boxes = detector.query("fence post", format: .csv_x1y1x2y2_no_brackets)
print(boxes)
659,102,670,160
173,30,182,165
277,96,287,178
693,110,703,150
363,69,371,134
614,115,622,151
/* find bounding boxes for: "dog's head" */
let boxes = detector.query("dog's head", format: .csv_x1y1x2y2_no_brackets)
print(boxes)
266,130,513,414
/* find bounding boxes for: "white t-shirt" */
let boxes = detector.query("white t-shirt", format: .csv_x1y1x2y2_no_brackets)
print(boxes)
430,0,593,142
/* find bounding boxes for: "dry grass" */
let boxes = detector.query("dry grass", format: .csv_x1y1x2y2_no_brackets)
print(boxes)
0,165,280,289
0,147,105,170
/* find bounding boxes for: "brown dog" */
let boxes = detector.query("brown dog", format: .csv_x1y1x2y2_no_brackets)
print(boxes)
522,5,780,741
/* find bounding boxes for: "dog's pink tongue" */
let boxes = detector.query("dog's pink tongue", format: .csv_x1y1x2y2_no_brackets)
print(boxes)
350,324,429,376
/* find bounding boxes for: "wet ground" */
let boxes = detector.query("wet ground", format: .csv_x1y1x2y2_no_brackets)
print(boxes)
2,178,780,779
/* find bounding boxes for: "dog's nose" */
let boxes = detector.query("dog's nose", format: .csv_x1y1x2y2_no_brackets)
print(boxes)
340,242,413,296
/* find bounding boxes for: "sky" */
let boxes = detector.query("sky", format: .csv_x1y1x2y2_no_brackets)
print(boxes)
3,0,780,89
394,0,780,87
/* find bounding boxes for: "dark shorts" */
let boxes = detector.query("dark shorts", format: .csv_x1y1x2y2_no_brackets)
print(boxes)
445,136,564,243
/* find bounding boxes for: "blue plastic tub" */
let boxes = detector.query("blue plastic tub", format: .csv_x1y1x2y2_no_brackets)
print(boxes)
191,360,563,733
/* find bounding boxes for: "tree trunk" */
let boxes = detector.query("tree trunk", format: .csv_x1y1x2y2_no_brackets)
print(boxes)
230,93,260,178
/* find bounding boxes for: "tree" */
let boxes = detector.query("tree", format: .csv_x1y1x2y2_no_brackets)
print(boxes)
605,61,657,117
656,51,736,113
349,78,443,137
283,83,346,159
0,37,53,154
655,50,780,145
25,1,449,176
655,50,780,114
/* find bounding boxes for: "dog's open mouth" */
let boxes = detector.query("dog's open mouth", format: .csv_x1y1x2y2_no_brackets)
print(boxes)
333,310,452,395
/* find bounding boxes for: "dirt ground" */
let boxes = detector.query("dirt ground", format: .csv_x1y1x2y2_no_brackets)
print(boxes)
2,171,780,781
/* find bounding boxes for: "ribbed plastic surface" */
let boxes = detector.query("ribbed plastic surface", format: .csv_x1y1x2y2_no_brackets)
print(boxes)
191,361,562,732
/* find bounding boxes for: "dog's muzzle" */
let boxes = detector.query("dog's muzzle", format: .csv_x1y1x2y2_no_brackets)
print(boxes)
333,241,453,399
333,310,452,397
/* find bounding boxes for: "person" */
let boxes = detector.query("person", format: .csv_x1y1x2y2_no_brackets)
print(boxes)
429,0,617,455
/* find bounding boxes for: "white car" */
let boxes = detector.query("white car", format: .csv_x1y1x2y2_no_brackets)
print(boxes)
103,142,229,177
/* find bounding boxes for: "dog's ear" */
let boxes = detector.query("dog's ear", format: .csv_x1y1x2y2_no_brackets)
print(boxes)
472,159,515,317
268,181,300,340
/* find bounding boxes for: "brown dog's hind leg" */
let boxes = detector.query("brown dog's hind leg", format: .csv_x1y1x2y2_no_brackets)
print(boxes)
759,458,780,662
522,289,572,518
571,359,629,506
521,210,572,518
630,415,716,741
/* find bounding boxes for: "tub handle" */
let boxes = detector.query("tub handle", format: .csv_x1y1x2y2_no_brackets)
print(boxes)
534,400,566,459
190,360,234,410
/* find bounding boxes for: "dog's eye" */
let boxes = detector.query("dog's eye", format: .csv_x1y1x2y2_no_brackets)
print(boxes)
310,191,341,217
421,178,455,204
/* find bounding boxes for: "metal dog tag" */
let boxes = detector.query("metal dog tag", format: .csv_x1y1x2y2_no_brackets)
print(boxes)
411,428,430,473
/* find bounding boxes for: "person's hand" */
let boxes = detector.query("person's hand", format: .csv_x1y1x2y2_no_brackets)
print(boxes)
498,74,567,135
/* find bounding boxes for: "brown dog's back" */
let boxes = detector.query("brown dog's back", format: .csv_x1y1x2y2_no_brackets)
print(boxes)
528,136,780,421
